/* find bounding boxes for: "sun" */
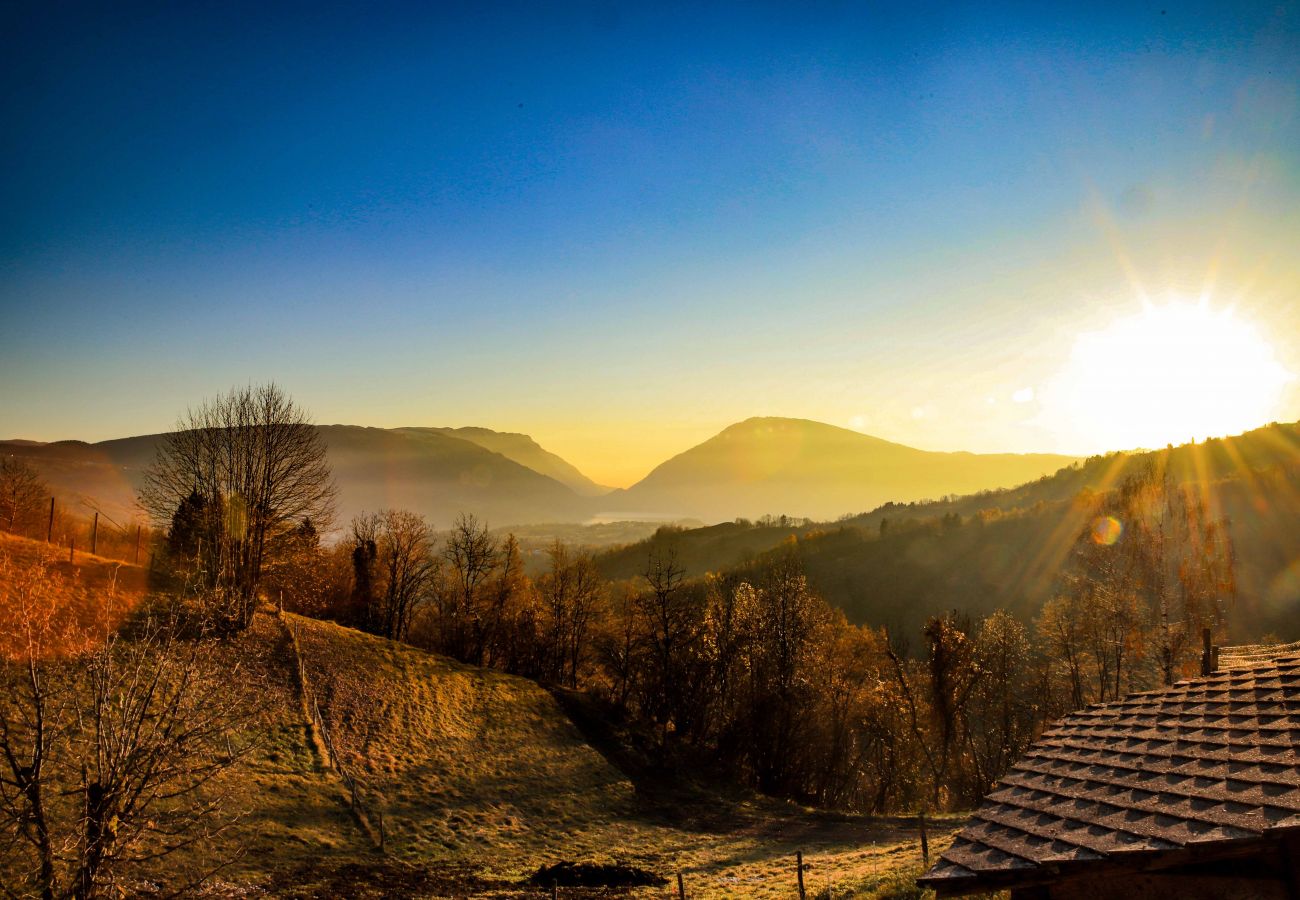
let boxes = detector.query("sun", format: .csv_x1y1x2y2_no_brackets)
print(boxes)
1050,299,1292,451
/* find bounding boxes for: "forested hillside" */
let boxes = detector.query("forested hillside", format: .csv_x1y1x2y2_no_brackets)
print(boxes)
597,422,1300,643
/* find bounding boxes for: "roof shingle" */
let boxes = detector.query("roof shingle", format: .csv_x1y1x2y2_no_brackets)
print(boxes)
919,652,1300,895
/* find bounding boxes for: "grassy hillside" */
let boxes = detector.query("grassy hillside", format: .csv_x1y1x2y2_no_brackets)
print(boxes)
120,605,955,896
166,613,375,884
0,531,151,597
277,613,958,896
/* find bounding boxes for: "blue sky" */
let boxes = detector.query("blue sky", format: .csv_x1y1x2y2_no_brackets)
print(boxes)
2,1,1298,484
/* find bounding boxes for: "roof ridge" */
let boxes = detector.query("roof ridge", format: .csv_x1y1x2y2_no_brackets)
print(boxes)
1044,658,1300,722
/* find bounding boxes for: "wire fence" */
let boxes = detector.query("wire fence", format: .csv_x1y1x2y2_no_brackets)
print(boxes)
279,609,385,851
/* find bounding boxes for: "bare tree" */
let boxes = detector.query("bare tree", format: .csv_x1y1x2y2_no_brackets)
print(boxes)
537,541,602,688
481,534,526,670
72,607,259,897
0,458,47,536
435,514,497,661
0,549,259,899
350,510,436,641
0,547,93,899
635,545,693,746
140,384,336,632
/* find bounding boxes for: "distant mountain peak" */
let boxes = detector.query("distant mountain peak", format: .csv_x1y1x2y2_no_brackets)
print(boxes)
394,426,611,497
715,416,910,448
610,417,1079,522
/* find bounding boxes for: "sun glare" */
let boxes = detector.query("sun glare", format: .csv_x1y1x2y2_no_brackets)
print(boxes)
1052,299,1292,451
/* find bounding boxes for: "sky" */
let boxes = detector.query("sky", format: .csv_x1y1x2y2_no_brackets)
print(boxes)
2,1,1299,487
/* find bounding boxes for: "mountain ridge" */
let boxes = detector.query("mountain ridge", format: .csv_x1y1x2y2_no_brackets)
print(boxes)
395,426,612,497
3,416,1083,530
603,416,1079,522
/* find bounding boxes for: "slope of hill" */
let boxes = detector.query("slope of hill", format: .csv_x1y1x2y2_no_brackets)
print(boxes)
601,417,1078,523
397,426,611,497
0,531,150,602
163,610,955,895
598,422,1300,646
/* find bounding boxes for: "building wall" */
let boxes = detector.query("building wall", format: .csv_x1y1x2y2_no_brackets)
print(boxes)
1011,870,1291,900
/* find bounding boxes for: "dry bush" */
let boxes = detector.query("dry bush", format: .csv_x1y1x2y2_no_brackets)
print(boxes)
0,548,263,898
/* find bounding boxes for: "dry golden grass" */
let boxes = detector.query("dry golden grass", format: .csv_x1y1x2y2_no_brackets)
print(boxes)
283,613,965,898
0,530,150,598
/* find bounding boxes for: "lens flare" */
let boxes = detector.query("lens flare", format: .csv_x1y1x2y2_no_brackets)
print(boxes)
1091,515,1122,546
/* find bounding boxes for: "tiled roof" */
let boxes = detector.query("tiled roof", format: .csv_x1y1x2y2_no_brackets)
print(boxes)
919,653,1300,895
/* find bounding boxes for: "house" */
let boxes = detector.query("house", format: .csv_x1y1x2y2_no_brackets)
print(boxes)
918,651,1300,899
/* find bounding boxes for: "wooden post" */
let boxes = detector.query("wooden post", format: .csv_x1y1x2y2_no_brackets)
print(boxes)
677,872,685,899
1201,627,1214,676
796,851,806,900
920,812,930,865
91,512,98,556
47,497,55,542
551,880,558,900
134,525,142,564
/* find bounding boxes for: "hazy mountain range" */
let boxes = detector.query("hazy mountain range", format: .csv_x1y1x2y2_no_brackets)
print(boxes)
1,417,1077,530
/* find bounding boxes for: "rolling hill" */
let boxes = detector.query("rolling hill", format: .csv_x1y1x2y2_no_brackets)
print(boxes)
597,421,1300,646
0,426,597,531
600,417,1079,523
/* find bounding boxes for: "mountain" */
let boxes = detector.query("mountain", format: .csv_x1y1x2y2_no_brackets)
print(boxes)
396,426,611,497
1,417,1088,532
600,417,1079,523
0,426,594,530
319,425,590,527
0,435,159,523
596,421,1300,645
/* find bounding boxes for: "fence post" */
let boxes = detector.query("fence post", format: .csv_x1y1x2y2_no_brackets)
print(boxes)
677,871,686,899
920,812,930,865
1201,628,1214,676
47,497,54,542
796,851,806,900
90,512,98,556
